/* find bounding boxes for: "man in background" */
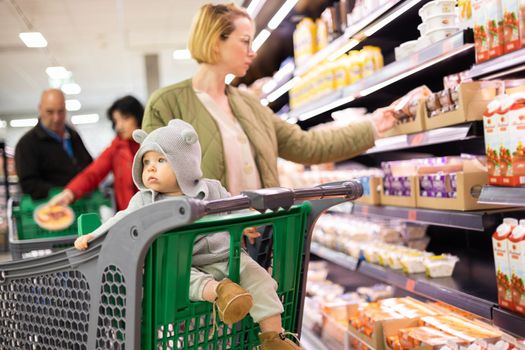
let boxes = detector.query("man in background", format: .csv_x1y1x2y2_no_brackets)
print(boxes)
15,89,92,199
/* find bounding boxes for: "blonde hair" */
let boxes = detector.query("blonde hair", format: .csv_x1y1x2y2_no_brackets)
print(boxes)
188,3,251,64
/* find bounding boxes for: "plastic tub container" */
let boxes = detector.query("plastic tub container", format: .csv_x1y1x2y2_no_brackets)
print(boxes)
419,0,457,21
425,13,458,31
424,254,459,277
426,27,461,43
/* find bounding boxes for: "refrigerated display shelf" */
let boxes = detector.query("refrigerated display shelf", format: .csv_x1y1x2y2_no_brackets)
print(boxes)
467,47,525,80
301,327,332,350
310,245,498,321
288,30,474,121
366,122,481,154
344,204,524,232
492,308,525,338
478,185,525,207
310,242,359,270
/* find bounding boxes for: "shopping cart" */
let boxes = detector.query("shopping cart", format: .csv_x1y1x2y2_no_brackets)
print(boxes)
0,182,362,349
8,189,112,259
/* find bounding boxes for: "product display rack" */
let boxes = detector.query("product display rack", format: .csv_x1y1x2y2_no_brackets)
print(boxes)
259,0,525,344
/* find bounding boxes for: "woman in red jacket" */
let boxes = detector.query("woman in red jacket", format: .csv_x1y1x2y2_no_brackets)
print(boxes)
50,96,143,210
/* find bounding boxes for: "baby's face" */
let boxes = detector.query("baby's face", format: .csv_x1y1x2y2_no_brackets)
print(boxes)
142,151,181,195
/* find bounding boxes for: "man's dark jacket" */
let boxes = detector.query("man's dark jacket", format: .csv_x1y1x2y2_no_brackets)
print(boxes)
15,121,93,199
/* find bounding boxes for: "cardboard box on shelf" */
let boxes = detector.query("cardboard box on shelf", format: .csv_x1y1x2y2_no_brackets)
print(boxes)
380,176,417,208
416,160,506,211
383,101,427,137
355,176,381,205
425,82,499,130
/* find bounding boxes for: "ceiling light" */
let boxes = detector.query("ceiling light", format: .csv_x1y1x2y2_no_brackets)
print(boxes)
71,114,99,125
61,83,81,95
253,29,271,52
65,99,81,111
10,118,38,128
172,49,192,60
46,66,71,79
19,32,47,48
246,0,266,17
267,0,299,30
0,120,7,128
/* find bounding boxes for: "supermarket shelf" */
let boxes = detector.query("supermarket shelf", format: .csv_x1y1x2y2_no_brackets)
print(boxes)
366,122,480,154
492,308,525,338
348,203,521,232
310,242,359,271
289,30,474,121
478,186,525,207
467,47,525,80
301,327,331,350
312,245,497,320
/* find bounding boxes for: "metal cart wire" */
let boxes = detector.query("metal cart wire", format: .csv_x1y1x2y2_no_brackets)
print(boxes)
0,182,362,349
8,189,112,259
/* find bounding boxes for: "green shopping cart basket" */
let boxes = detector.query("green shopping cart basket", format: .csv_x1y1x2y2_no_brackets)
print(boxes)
0,182,362,349
8,188,112,259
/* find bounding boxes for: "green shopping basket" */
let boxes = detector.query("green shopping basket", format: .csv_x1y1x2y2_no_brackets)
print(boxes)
8,188,112,259
0,182,363,349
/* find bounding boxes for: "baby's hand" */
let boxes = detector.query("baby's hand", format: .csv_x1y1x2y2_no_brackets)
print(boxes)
74,234,93,251
242,227,260,245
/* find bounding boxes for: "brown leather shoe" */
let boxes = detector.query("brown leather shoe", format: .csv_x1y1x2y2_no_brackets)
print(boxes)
258,331,301,349
215,278,253,325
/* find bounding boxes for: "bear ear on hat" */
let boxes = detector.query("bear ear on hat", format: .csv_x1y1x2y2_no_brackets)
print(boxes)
181,129,198,145
132,129,148,144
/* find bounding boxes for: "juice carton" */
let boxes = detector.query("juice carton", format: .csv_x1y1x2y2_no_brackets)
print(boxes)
504,93,525,185
486,0,505,59
484,98,502,182
492,217,518,309
502,0,522,52
509,219,525,315
520,0,525,46
473,0,490,62
497,97,512,178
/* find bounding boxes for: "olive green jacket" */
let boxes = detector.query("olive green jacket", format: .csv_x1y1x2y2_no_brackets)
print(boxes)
142,79,375,189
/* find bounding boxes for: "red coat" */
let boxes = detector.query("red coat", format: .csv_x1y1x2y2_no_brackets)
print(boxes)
66,136,140,210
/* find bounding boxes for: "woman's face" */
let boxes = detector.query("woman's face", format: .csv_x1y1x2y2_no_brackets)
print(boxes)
112,110,139,140
217,17,257,77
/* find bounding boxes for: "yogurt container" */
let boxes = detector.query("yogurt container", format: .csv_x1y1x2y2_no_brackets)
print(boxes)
426,26,461,43
419,0,457,21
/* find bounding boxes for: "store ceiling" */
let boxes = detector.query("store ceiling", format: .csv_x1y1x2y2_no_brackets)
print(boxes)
0,0,331,120
0,0,242,118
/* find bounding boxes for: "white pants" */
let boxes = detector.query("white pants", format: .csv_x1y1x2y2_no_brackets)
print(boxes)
189,252,284,323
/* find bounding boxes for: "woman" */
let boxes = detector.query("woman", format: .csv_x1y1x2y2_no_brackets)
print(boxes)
142,3,395,197
50,96,143,211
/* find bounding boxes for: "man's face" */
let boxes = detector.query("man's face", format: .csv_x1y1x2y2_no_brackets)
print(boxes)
39,90,66,134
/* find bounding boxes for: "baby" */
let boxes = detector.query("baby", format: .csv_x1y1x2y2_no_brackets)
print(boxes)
74,120,300,350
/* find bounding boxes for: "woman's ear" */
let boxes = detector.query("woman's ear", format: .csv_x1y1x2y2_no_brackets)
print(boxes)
132,129,148,144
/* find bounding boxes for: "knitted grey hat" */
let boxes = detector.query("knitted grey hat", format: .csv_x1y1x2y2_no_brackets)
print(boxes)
131,120,207,198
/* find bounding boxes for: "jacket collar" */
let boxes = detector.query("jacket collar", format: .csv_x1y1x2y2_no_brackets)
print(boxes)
34,120,75,140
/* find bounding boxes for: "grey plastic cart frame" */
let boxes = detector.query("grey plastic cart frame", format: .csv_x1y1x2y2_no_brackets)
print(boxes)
0,182,362,349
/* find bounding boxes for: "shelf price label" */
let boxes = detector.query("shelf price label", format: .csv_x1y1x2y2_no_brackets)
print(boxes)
408,210,417,221
405,279,416,292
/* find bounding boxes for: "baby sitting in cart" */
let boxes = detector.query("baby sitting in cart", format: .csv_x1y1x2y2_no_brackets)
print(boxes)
74,119,300,350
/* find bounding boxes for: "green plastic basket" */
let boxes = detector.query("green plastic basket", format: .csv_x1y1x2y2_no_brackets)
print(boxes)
13,188,111,240
141,202,311,350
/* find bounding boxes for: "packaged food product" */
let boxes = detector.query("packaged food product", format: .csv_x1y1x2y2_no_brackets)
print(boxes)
492,218,518,309
458,0,473,29
473,0,490,62
34,204,75,231
425,13,459,31
424,254,459,278
427,26,461,43
418,22,428,36
399,326,467,350
486,0,505,59
400,252,429,274
504,93,525,185
419,0,457,21
501,0,521,53
316,18,329,51
484,98,503,180
509,219,525,315
421,315,503,342
293,18,317,67
356,284,394,302
521,0,525,47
